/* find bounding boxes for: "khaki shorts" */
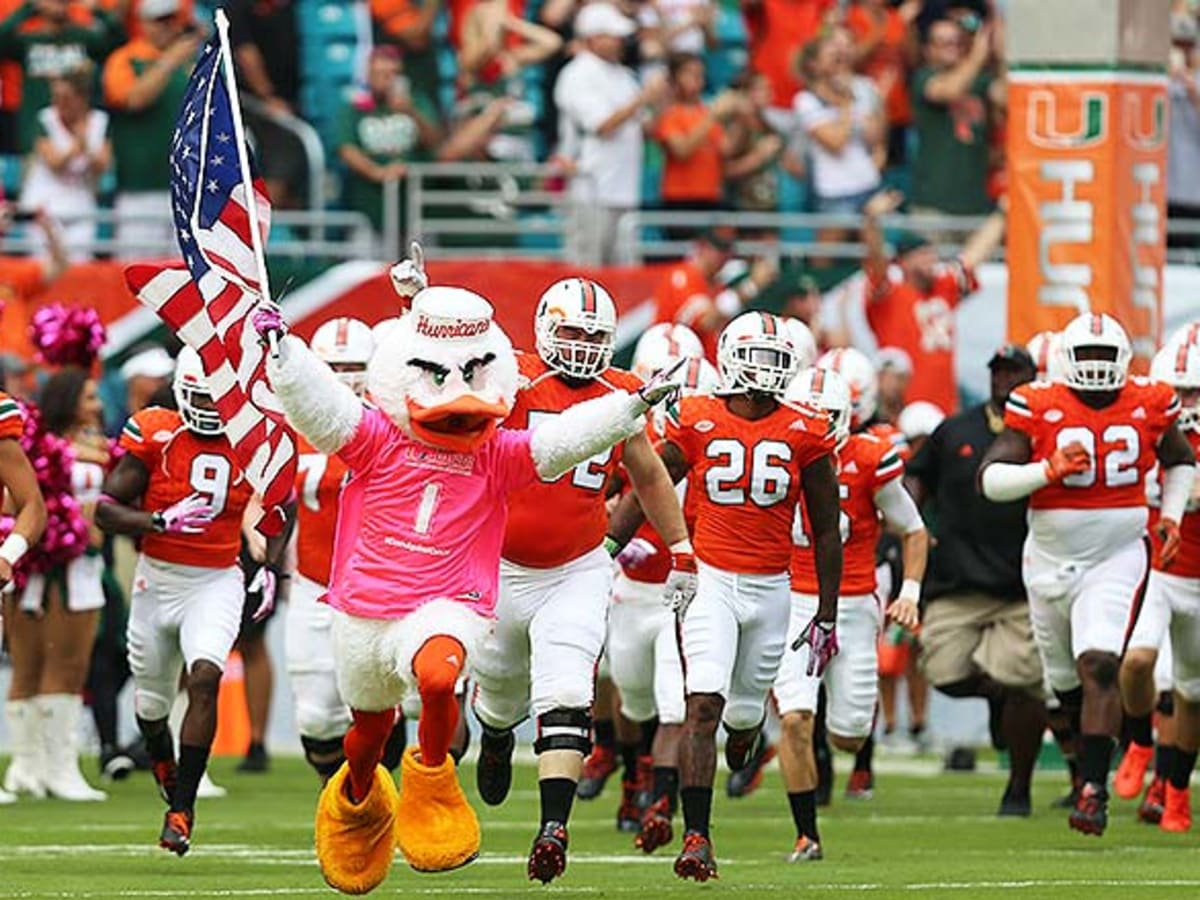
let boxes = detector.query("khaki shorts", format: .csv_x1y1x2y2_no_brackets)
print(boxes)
920,593,1044,691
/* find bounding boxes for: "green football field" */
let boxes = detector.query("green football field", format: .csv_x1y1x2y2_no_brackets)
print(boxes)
2,754,1199,899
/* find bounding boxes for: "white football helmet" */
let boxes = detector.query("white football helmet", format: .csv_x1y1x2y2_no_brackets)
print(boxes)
173,346,222,436
787,366,852,448
782,317,818,370
1060,313,1132,391
716,311,799,396
1026,330,1067,383
534,277,617,380
312,317,374,396
632,322,704,380
816,346,878,429
1151,335,1200,431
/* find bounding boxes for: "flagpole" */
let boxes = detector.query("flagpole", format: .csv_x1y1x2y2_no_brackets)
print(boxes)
214,8,272,308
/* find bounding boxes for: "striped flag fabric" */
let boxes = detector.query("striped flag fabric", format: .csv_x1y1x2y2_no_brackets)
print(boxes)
124,264,297,536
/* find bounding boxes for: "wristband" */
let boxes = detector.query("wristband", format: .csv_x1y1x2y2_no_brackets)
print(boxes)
668,538,693,555
150,511,167,534
603,535,621,558
899,578,921,604
0,533,28,566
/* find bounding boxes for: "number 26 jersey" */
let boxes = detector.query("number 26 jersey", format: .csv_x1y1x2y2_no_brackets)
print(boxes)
118,406,254,569
665,394,835,575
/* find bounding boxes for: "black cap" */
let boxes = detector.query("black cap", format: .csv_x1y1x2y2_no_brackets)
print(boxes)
698,226,736,251
893,230,933,257
988,343,1036,371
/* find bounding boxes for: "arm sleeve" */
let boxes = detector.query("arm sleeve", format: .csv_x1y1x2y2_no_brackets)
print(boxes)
530,391,648,481
980,460,1050,502
117,410,160,468
102,50,135,108
874,478,924,535
265,335,364,456
874,447,904,487
1160,463,1197,524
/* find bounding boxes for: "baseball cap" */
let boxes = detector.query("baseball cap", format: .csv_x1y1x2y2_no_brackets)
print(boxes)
876,346,913,376
139,0,182,18
988,343,1036,371
574,3,636,38
120,345,175,381
893,231,933,257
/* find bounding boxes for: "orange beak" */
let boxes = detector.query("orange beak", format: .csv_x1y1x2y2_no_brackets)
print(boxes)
406,395,510,453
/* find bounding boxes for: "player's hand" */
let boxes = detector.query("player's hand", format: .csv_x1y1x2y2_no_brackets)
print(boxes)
1154,517,1183,569
637,356,688,408
616,536,657,570
250,304,288,358
887,599,920,631
663,550,698,618
247,566,278,623
154,492,216,535
389,241,428,301
1043,441,1091,482
793,617,839,677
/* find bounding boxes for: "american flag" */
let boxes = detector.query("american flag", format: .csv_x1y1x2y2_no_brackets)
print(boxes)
127,18,296,536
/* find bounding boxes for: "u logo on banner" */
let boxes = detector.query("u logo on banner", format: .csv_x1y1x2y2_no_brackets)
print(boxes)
1123,93,1167,150
1026,90,1107,149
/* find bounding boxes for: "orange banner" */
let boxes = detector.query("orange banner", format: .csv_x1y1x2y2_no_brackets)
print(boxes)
1006,73,1167,364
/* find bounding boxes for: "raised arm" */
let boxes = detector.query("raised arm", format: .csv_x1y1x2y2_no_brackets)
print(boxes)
265,335,364,456
622,430,688,547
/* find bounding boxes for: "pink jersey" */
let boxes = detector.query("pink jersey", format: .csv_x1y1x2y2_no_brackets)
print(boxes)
326,406,539,619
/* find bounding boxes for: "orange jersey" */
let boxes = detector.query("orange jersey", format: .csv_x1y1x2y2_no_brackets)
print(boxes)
653,261,719,362
665,395,836,574
502,354,644,568
1149,429,1200,578
0,392,23,441
792,433,903,594
294,436,349,585
118,407,253,569
1005,378,1179,511
865,421,910,461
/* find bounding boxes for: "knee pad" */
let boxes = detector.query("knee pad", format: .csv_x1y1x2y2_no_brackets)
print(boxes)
533,708,592,756
1156,691,1175,717
723,700,765,733
134,689,173,723
300,734,345,778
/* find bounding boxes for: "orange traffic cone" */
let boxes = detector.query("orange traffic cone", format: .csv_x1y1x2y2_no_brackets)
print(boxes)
211,651,251,757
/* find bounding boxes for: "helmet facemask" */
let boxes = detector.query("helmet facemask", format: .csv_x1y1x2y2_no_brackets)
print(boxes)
1065,344,1130,391
537,317,615,380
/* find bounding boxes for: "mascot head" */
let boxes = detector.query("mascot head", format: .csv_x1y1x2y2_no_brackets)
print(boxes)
367,286,519,453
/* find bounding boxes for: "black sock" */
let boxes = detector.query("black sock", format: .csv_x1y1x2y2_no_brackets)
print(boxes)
539,777,576,825
594,719,616,751
1155,743,1176,780
619,743,638,782
653,766,679,813
787,790,819,842
1169,749,1199,790
638,719,657,756
381,717,407,771
680,786,713,837
1126,713,1153,748
854,734,875,773
171,743,211,812
1079,734,1115,786
136,717,174,764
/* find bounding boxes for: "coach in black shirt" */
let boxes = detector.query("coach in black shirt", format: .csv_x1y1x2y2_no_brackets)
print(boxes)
905,344,1043,816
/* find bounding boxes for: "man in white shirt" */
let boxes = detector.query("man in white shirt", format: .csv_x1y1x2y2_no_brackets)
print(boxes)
554,3,667,264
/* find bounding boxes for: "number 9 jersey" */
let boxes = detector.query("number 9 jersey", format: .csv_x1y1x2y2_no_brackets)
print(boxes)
118,406,254,569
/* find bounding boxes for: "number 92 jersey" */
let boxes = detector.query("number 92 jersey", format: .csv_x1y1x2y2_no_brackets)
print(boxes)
1004,378,1179,512
665,394,836,575
501,353,645,568
118,406,254,569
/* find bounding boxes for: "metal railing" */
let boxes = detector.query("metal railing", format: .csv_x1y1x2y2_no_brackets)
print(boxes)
239,94,329,239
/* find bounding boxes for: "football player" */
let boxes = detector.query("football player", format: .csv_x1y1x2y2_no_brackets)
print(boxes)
774,366,927,862
97,348,282,854
1119,327,1200,830
608,310,843,881
980,313,1197,835
471,278,694,884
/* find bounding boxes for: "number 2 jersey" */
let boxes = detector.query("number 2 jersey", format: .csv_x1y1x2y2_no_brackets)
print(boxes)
1004,378,1179,563
118,406,254,569
665,394,836,574
295,436,349,586
501,353,644,569
791,433,903,595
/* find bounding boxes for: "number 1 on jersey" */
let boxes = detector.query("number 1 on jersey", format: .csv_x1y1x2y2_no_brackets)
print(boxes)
414,482,441,535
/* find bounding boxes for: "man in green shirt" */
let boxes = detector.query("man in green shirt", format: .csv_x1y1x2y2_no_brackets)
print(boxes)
0,0,124,153
337,45,439,237
910,18,999,219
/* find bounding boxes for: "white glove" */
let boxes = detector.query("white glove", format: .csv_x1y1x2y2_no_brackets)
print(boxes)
390,241,428,300
153,492,216,535
663,549,698,617
616,537,657,570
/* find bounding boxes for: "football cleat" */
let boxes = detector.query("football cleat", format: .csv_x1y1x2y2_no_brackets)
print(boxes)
674,831,718,882
576,744,618,800
616,780,642,833
846,769,874,800
527,820,569,883
726,741,776,798
1068,782,1109,836
476,728,515,807
786,835,823,863
159,809,193,856
152,759,178,806
635,796,674,854
724,729,764,777
1051,770,1082,809
1114,743,1153,799
1160,784,1192,833
997,784,1031,817
1139,777,1167,825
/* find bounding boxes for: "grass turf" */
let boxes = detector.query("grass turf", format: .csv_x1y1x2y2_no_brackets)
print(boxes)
1,754,1199,899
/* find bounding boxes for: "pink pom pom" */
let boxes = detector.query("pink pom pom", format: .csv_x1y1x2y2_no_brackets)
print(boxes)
29,304,107,369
